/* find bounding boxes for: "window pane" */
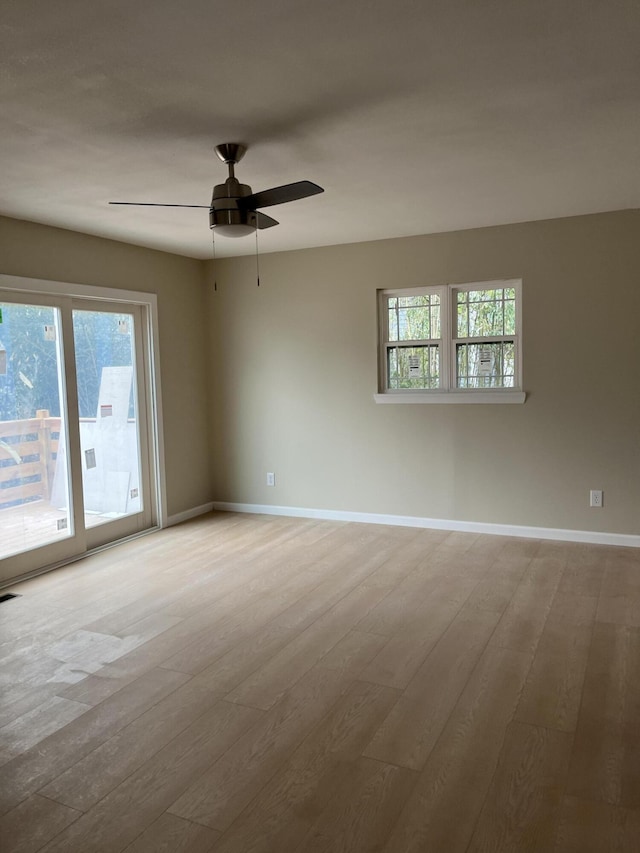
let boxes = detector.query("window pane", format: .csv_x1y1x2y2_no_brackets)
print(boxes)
401,306,430,339
387,293,440,342
388,308,398,341
430,302,441,338
0,302,72,559
457,304,468,338
387,345,440,389
456,341,515,388
397,295,431,308
456,288,516,337
504,299,516,335
73,310,143,528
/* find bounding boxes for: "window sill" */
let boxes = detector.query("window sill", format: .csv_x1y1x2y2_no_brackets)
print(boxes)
374,391,526,404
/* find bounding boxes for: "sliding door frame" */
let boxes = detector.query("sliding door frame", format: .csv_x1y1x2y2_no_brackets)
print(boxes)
0,274,167,582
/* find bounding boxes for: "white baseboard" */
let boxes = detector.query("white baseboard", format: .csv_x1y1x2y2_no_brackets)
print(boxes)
211,501,640,548
166,502,215,527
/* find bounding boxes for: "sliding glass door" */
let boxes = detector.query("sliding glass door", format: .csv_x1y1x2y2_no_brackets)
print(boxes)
0,299,74,562
72,303,152,549
0,288,158,583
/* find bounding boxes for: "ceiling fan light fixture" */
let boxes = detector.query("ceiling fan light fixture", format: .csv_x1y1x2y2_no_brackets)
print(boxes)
209,207,256,237
213,223,256,238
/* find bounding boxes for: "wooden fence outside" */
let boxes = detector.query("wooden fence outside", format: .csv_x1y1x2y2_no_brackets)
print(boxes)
0,410,61,508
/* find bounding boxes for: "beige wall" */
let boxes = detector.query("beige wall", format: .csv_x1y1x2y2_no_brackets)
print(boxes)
2,210,638,536
0,216,212,518
207,210,640,535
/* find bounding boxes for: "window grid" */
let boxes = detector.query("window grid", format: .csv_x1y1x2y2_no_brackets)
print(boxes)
456,287,516,339
387,293,441,343
387,344,440,390
455,341,515,388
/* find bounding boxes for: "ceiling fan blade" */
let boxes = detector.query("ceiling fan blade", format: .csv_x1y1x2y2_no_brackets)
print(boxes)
109,202,210,208
239,181,324,210
256,212,279,229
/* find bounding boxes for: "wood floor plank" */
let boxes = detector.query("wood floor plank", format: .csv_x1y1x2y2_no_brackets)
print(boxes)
566,622,640,808
225,585,386,710
317,628,388,675
361,530,442,589
295,757,417,853
515,593,597,733
45,628,146,668
358,594,464,689
210,679,400,853
121,813,220,853
0,794,81,853
558,545,605,596
552,796,634,852
169,666,351,832
40,680,223,812
270,545,395,634
466,721,573,853
188,620,298,695
597,595,640,628
465,575,520,614
0,696,90,763
157,589,304,676
38,699,262,853
514,626,592,733
382,645,534,853
57,589,267,705
0,682,63,730
489,577,558,655
601,552,640,598
624,808,640,851
521,551,569,590
52,665,140,707
115,610,186,642
364,606,500,769
0,666,189,815
354,554,458,638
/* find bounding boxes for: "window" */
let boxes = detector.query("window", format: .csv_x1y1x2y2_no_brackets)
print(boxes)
377,280,524,403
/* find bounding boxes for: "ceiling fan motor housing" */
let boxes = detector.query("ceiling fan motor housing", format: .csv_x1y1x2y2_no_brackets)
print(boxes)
209,177,256,235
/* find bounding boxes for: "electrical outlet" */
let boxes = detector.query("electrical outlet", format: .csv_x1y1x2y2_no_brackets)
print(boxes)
266,472,275,486
590,489,603,508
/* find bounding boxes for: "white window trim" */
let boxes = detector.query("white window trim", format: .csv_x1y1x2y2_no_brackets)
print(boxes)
376,279,525,404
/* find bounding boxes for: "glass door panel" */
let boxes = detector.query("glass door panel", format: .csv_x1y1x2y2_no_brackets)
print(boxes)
72,307,150,545
0,300,73,560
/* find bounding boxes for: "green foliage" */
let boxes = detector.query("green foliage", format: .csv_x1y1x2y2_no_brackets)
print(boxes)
0,304,134,422
457,288,515,338
388,294,441,342
388,345,440,389
0,304,60,420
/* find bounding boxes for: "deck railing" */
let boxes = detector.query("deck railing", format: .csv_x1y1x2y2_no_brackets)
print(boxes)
0,410,61,508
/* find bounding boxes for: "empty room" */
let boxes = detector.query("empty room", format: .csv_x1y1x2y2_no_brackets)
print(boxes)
1,1,639,851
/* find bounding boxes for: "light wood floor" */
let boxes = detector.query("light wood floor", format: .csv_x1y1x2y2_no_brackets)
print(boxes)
1,512,639,853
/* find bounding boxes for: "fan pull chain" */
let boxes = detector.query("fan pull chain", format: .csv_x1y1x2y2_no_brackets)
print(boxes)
212,230,217,291
255,228,260,287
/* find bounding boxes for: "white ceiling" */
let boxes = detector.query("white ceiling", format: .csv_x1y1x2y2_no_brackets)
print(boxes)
2,0,639,258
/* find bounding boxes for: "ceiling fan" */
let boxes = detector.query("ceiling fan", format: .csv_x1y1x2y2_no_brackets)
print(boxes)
109,143,324,238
